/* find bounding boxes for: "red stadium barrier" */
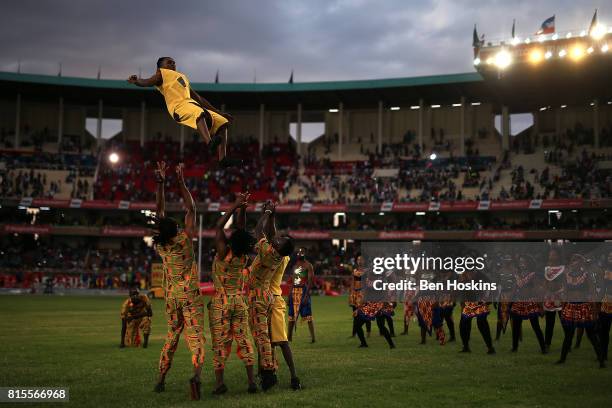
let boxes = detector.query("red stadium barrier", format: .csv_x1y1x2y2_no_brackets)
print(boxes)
8,197,611,212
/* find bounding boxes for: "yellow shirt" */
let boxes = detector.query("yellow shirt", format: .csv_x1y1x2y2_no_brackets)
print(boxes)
248,238,283,291
270,256,290,296
155,68,192,117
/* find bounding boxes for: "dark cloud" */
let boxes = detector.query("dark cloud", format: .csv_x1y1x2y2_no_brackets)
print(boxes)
0,0,608,82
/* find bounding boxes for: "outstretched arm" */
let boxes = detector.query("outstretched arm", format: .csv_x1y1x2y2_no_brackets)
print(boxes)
154,161,167,218
215,193,249,258
175,164,196,238
254,210,267,241
127,70,162,87
262,201,277,241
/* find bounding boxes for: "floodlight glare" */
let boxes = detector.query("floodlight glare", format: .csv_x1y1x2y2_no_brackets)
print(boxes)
587,46,594,54
429,153,437,160
558,49,567,58
494,50,512,69
511,37,520,46
591,24,606,40
473,57,481,65
529,49,543,64
109,152,119,164
544,51,553,59
570,45,585,61
602,44,609,53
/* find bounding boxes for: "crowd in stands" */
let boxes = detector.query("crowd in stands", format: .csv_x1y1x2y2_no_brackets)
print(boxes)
0,123,610,204
93,134,297,203
0,236,156,290
0,168,91,199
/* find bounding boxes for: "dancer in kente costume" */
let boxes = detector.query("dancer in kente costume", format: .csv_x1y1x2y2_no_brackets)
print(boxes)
510,255,547,354
438,269,456,342
208,193,257,395
355,301,395,349
268,254,302,390
287,247,315,343
247,201,295,390
416,272,445,345
556,254,605,368
495,254,515,341
401,283,416,336
120,287,153,348
152,162,206,400
600,250,612,362
350,255,371,338
543,246,565,348
459,270,495,354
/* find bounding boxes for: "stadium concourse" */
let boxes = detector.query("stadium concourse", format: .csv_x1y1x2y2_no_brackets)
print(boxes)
0,63,612,292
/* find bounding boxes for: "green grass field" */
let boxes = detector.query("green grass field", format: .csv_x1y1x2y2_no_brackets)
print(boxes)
0,295,611,408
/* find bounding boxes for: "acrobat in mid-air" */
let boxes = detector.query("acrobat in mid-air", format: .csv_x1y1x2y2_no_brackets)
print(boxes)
128,57,239,168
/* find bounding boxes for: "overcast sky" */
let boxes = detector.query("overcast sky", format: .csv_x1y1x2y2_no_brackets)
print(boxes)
0,0,608,83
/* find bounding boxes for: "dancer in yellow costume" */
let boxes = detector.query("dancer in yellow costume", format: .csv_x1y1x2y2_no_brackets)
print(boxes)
247,201,295,391
120,287,152,348
268,254,302,390
208,192,257,395
128,57,240,168
152,161,206,400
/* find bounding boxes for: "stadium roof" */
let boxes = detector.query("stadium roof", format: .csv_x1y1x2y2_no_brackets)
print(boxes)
0,70,492,110
0,61,610,111
0,71,482,92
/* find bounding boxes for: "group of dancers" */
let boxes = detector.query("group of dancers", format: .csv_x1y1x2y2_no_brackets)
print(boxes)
147,161,318,399
349,249,611,369
125,57,320,400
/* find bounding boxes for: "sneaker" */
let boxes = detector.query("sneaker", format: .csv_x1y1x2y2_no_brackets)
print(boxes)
153,382,165,393
260,370,276,392
212,384,228,396
291,377,302,391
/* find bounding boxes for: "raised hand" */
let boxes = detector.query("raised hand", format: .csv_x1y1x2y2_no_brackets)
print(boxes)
155,161,168,183
235,192,250,208
127,75,138,84
175,163,185,182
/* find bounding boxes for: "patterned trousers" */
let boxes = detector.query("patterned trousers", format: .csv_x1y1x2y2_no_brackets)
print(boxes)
248,289,274,370
208,294,255,369
158,293,206,376
125,316,151,347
